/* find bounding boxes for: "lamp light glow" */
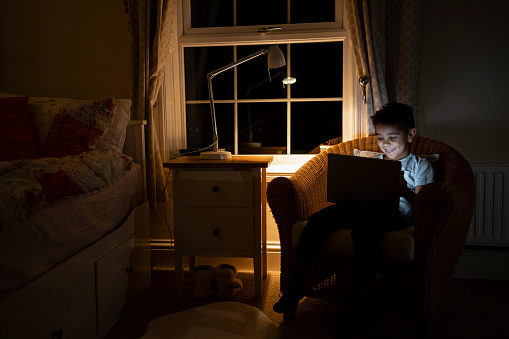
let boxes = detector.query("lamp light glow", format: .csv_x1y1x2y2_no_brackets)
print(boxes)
282,77,297,85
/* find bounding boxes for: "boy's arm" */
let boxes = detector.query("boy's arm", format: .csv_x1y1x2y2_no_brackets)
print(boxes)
389,156,434,205
387,177,420,205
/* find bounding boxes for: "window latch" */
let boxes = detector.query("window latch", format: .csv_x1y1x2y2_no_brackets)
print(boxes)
257,26,282,33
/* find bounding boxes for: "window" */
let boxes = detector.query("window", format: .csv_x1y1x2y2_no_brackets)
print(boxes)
178,0,353,155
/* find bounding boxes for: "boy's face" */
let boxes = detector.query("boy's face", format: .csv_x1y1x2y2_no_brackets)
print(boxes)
375,124,416,161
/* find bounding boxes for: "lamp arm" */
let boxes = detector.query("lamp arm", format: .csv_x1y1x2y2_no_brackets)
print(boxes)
207,76,219,152
207,48,270,152
207,48,270,80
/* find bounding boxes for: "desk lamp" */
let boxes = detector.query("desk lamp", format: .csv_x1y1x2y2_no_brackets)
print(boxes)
200,45,286,160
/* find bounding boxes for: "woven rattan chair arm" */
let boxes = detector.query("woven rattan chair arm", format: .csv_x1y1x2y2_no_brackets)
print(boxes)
412,179,475,317
413,182,455,260
267,176,298,249
267,153,332,250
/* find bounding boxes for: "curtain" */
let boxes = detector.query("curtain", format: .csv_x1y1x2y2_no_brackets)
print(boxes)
128,0,177,209
345,0,422,133
155,52,186,163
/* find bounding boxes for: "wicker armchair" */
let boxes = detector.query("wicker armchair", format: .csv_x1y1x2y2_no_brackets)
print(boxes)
267,136,475,334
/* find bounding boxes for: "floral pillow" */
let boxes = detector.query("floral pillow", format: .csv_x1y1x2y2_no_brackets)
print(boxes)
95,99,131,153
354,149,384,159
417,153,439,165
29,97,118,158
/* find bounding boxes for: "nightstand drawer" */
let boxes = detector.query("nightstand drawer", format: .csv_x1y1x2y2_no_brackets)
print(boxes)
176,170,253,207
179,213,254,250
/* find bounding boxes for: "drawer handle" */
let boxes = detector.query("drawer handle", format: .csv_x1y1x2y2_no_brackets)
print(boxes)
126,266,134,274
212,186,219,192
212,229,220,236
51,329,63,339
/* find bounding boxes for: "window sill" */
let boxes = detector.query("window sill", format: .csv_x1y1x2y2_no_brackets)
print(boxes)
266,154,315,177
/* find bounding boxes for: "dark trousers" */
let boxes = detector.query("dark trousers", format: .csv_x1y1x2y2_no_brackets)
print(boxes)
293,202,408,287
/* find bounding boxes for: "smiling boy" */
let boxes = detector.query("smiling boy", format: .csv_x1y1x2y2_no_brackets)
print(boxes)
374,103,434,222
273,103,434,338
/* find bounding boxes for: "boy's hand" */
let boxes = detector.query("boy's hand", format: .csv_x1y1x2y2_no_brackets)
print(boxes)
387,177,408,196
388,171,417,204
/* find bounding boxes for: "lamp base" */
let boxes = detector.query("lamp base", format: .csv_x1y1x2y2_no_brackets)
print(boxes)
200,150,232,160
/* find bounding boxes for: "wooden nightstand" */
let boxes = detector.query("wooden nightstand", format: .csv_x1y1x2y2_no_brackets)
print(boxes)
164,155,273,298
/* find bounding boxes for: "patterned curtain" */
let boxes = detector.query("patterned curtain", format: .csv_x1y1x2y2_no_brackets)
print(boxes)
345,0,422,133
128,0,176,209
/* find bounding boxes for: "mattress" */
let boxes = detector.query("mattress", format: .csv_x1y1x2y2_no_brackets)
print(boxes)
0,163,142,296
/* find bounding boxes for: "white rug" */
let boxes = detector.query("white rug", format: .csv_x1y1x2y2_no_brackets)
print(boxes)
140,301,283,339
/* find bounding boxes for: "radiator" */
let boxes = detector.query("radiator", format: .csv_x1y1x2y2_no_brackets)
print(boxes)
467,165,509,246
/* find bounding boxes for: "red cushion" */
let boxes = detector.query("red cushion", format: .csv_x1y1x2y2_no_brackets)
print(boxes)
38,170,81,202
29,97,116,157
0,97,40,161
42,114,103,158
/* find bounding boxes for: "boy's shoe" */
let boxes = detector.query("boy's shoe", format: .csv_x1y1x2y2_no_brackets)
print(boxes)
215,264,243,299
192,265,216,300
273,291,303,320
273,267,306,318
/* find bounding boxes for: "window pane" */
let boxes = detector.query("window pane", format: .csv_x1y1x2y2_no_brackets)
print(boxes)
237,45,287,100
186,103,234,153
236,1,287,27
185,46,234,101
291,1,335,23
291,101,342,154
190,1,338,28
238,103,287,154
291,42,343,98
191,0,233,28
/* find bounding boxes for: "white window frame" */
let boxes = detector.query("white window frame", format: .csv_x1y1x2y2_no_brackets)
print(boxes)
171,0,366,168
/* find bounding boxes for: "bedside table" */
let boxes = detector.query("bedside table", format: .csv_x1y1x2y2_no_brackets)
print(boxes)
164,155,273,298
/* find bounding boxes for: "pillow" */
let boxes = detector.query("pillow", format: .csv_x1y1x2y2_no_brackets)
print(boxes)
96,99,131,153
354,149,440,169
417,154,440,178
0,96,40,161
29,97,118,157
417,153,439,167
0,92,24,98
354,149,384,159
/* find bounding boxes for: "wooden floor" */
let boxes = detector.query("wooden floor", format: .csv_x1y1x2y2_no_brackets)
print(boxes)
106,269,509,339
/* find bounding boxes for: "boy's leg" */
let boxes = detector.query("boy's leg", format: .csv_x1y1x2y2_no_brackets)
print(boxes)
335,209,408,335
293,203,358,273
274,203,356,314
350,209,407,289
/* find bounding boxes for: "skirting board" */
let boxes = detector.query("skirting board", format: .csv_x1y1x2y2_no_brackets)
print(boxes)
152,242,509,280
453,249,509,280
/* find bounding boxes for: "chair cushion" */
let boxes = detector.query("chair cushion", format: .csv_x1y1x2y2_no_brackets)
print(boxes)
292,221,415,262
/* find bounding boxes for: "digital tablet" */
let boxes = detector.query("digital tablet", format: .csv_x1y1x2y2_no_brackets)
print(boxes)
327,153,402,210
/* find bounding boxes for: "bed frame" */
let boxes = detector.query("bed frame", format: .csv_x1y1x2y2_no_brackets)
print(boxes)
0,120,151,339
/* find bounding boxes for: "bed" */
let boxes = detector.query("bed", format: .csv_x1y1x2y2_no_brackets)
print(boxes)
0,95,151,338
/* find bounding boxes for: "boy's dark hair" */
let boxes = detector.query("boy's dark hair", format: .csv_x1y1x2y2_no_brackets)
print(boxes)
371,103,415,132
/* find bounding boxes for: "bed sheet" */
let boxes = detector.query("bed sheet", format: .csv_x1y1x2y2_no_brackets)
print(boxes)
0,164,142,297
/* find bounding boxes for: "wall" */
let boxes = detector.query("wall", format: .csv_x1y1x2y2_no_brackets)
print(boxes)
420,0,509,164
421,0,509,279
0,0,130,99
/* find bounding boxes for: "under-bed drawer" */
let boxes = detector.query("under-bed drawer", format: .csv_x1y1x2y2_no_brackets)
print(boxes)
0,269,96,339
96,224,151,336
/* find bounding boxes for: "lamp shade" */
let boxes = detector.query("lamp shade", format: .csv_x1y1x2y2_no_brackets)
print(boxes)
267,45,286,69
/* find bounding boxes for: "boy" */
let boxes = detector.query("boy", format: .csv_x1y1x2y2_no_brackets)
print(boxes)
273,103,434,337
